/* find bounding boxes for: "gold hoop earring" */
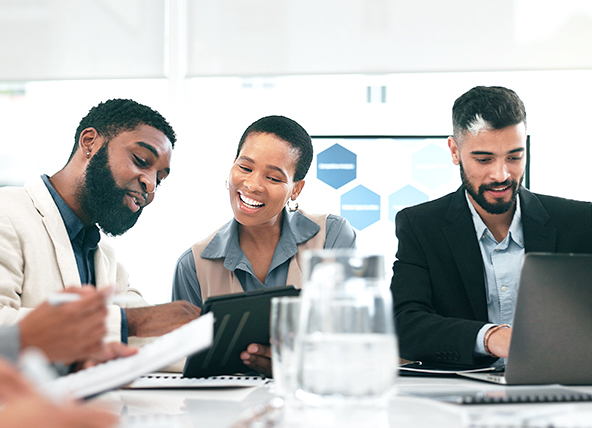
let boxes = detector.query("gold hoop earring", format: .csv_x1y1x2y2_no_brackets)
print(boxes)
287,199,299,212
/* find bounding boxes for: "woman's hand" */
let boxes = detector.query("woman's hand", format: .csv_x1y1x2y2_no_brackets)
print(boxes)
240,343,272,377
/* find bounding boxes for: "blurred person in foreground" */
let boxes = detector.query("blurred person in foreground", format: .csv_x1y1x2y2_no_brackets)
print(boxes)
0,357,118,428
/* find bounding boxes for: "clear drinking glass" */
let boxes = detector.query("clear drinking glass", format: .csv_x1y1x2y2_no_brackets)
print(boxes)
295,250,398,405
270,296,301,400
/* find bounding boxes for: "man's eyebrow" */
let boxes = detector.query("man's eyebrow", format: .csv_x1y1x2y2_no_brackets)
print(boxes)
137,141,170,174
137,141,159,158
470,148,525,155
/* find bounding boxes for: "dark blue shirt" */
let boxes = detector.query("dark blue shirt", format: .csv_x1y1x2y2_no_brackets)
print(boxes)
41,174,128,343
41,175,99,285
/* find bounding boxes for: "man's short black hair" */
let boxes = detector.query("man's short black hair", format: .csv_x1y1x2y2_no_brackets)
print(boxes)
236,115,313,182
69,99,176,161
452,86,527,143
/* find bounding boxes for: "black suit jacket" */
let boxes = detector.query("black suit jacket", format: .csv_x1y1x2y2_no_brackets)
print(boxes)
391,186,592,368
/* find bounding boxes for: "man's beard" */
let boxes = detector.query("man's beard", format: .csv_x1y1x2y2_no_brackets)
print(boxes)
76,143,142,236
460,163,522,215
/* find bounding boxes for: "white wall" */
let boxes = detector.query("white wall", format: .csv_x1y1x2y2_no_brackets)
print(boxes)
0,0,165,80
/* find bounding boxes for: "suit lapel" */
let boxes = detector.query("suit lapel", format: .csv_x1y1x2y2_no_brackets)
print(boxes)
93,246,111,289
519,187,556,252
442,187,489,320
25,177,81,288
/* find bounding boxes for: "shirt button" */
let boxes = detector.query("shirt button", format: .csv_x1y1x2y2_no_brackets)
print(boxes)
501,286,507,292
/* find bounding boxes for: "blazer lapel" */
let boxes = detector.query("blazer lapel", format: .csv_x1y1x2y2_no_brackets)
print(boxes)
442,187,489,321
25,177,81,288
93,245,112,289
519,187,556,252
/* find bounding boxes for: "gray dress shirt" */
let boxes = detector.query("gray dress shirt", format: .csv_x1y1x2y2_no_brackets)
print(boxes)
0,324,21,363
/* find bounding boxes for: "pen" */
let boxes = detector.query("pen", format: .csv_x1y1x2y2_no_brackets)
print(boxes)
48,292,141,307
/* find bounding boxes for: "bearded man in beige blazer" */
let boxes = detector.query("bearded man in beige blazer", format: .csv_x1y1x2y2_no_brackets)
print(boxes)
0,99,200,356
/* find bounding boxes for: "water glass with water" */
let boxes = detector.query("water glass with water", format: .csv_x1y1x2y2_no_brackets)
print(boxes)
295,250,398,405
270,296,301,400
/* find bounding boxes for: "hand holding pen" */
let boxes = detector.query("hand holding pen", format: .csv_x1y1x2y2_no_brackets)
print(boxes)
47,288,142,307
14,286,137,411
18,286,113,365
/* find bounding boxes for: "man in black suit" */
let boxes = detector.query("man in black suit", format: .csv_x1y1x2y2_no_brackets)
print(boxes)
391,86,592,368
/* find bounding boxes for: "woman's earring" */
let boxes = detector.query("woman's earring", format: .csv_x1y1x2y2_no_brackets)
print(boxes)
225,178,229,190
287,199,299,212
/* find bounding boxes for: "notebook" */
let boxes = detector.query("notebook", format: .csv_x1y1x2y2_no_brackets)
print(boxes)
127,374,267,389
183,286,300,378
460,252,592,385
47,312,214,399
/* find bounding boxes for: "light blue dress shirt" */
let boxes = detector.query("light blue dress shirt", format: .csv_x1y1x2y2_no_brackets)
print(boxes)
466,192,525,363
172,209,357,309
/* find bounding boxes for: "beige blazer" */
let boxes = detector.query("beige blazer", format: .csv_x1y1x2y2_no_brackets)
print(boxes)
0,176,148,344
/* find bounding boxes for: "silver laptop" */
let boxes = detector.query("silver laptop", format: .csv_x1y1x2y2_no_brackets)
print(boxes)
461,252,592,385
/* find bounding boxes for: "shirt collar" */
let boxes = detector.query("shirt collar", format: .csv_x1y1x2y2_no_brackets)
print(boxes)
201,208,321,271
465,190,524,248
41,174,100,249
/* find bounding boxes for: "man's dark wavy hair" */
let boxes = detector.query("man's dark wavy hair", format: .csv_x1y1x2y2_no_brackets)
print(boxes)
68,99,176,162
452,86,526,143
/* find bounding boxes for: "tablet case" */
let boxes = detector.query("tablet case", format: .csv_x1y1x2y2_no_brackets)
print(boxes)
183,286,300,378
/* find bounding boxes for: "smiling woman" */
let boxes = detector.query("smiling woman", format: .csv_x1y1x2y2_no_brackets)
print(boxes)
171,115,357,376
229,133,304,237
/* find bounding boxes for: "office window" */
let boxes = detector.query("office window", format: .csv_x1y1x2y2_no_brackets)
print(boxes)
0,0,165,81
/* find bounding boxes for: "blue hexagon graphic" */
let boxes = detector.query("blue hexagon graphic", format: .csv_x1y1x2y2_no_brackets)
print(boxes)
388,185,429,223
317,144,356,189
412,144,454,189
340,185,380,230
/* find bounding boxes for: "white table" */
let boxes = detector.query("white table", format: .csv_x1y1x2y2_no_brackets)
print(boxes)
92,375,592,428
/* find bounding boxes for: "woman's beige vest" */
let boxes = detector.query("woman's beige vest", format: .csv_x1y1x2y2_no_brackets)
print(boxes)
191,211,328,301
